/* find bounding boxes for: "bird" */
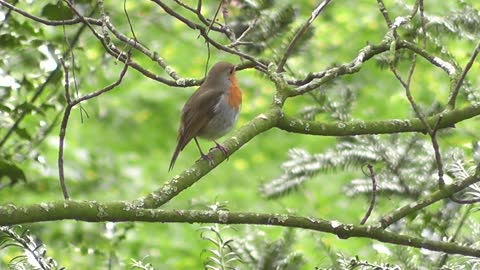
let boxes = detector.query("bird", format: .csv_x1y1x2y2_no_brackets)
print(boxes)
169,62,242,171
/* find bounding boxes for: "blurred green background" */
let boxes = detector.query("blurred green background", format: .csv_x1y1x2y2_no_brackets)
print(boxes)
1,0,480,269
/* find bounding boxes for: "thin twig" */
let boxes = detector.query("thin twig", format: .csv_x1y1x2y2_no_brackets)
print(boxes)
390,55,445,188
104,21,184,81
0,10,92,149
58,53,131,200
291,39,456,94
61,6,86,123
64,0,198,87
447,41,480,109
58,60,72,200
202,1,224,74
360,164,377,225
61,59,70,104
449,195,480,204
276,0,332,73
0,0,18,31
150,0,267,70
173,0,197,13
390,59,430,134
398,40,456,76
70,57,130,106
0,0,101,26
378,175,480,229
173,0,225,33
431,117,445,188
204,0,223,38
389,135,421,197
196,0,202,13
228,18,258,48
419,0,426,49
376,0,392,27
437,205,474,267
0,0,191,85
123,0,138,42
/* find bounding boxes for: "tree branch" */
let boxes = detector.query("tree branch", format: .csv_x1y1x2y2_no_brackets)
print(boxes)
276,0,332,73
447,41,480,109
135,107,280,209
0,11,91,149
0,0,18,32
0,0,208,87
437,204,474,267
290,39,456,95
172,0,226,34
376,0,393,27
1,202,479,257
378,175,480,229
0,0,101,26
150,0,267,71
277,103,480,136
58,54,131,200
390,54,445,188
360,164,377,225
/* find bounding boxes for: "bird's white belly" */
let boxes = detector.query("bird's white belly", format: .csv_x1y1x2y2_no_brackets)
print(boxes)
198,97,240,140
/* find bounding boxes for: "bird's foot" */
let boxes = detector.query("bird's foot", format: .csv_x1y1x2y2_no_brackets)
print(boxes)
212,142,230,160
200,153,214,166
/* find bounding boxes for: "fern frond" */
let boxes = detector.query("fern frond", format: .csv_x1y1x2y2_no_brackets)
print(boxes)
0,226,63,270
229,2,313,59
131,257,155,270
427,5,480,41
344,176,406,197
200,224,241,270
264,131,457,199
315,236,341,269
303,81,356,121
446,156,469,181
337,254,402,270
230,228,304,270
260,137,383,198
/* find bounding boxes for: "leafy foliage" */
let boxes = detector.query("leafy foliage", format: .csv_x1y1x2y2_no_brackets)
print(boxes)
425,3,480,41
336,255,401,270
232,228,305,270
300,82,355,122
131,257,156,270
200,224,241,270
0,226,63,270
260,133,449,199
0,2,65,188
259,1,480,267
1,0,480,269
0,160,26,188
229,0,314,58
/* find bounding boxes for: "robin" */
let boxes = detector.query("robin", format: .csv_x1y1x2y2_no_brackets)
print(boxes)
169,62,242,171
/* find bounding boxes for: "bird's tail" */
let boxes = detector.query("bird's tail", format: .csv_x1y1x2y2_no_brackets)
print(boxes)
169,142,182,171
169,133,191,171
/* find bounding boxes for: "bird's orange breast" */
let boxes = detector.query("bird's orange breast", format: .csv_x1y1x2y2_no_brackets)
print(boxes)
227,73,242,111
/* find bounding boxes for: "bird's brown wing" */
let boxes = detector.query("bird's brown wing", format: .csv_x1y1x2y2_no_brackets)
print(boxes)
169,87,222,171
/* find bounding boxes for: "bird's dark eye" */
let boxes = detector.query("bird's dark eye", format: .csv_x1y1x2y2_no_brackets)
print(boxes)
230,67,235,74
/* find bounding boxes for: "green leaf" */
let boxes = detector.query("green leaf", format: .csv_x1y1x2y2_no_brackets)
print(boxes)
41,3,74,20
14,127,32,140
20,76,35,92
9,19,38,36
14,102,38,114
0,160,27,186
0,104,12,112
0,34,22,49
